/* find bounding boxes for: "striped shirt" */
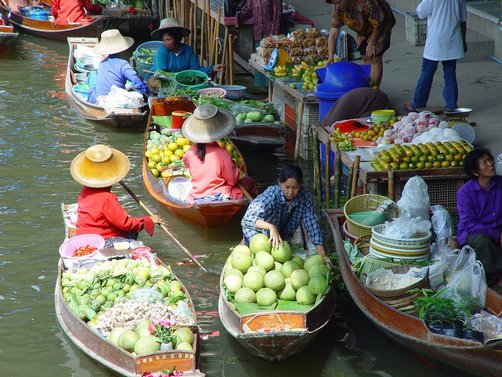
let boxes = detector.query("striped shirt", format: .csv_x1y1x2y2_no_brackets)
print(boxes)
241,185,324,245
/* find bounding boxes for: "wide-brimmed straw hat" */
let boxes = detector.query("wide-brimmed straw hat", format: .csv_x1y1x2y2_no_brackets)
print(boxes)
70,144,130,188
182,104,236,143
94,29,134,56
150,17,190,40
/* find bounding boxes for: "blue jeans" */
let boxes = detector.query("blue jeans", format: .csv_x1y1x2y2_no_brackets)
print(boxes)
413,58,458,109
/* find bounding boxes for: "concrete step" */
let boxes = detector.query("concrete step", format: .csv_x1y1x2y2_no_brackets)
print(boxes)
461,28,495,62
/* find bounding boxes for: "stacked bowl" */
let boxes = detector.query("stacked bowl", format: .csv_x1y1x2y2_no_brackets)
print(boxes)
369,224,431,261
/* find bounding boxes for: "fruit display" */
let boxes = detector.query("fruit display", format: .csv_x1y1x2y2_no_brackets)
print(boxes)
350,120,396,143
230,102,280,124
332,128,356,151
370,141,472,171
222,234,332,313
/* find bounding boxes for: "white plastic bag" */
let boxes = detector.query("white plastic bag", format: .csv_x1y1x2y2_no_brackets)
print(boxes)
98,85,146,110
381,213,431,239
397,176,430,220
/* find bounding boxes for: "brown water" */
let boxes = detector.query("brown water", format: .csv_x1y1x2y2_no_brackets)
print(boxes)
0,35,455,377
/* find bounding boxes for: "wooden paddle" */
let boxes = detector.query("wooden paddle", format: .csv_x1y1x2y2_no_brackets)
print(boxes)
119,181,208,272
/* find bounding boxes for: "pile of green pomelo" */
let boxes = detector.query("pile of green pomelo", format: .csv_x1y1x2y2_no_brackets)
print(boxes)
222,233,331,308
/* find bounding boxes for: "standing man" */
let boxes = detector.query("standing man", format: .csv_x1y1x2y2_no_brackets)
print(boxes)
404,0,467,112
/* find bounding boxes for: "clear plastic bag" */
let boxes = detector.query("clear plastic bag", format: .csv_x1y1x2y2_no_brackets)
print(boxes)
382,213,431,238
396,176,430,220
431,205,454,245
131,287,163,303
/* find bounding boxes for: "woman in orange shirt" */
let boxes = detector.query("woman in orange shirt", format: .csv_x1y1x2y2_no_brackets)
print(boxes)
181,104,258,202
70,144,163,243
51,0,102,25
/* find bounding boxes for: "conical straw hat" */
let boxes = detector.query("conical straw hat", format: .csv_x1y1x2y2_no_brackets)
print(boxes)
182,104,236,143
70,144,130,188
94,29,134,56
150,17,191,40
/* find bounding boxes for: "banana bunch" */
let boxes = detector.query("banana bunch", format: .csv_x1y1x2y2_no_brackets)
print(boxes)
332,128,356,151
273,65,288,77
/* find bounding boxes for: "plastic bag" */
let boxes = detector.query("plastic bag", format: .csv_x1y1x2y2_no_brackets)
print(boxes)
443,246,487,309
381,213,431,239
431,205,454,245
396,176,430,220
98,85,146,109
131,287,163,303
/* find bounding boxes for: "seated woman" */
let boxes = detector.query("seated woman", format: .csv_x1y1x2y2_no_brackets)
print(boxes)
51,0,102,25
70,144,163,242
241,165,326,257
457,147,502,288
181,104,257,202
88,29,149,105
147,18,224,80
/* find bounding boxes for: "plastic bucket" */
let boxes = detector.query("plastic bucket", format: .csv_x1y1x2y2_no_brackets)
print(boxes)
171,110,191,130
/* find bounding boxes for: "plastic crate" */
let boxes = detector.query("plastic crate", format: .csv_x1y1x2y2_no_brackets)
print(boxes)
405,13,427,46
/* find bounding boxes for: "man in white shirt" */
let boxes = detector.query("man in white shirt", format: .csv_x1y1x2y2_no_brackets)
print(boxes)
404,0,467,112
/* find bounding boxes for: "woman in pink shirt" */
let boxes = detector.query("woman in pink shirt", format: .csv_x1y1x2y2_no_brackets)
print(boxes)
182,104,257,202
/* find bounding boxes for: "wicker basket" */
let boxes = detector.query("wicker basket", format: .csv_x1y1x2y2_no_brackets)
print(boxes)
344,194,399,238
354,234,371,256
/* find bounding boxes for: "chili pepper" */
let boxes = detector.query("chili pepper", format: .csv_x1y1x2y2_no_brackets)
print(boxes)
73,245,97,257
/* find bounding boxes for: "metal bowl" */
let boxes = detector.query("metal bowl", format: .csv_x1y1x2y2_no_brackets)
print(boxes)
443,107,472,117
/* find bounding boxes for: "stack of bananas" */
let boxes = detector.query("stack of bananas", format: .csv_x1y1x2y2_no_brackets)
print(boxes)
332,128,356,151
273,65,288,77
290,60,329,90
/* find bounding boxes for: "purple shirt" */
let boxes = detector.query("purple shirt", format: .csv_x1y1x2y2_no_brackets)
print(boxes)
456,176,502,245
88,55,148,104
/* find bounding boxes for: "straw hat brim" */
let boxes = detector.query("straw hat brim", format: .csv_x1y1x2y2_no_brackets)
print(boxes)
150,26,190,40
94,36,134,56
70,148,130,188
182,108,236,143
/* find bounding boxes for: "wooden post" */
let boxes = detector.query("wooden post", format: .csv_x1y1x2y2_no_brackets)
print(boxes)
324,139,330,207
312,128,321,207
333,146,341,208
219,27,229,84
200,0,206,66
228,33,234,84
351,155,361,198
387,168,395,200
294,102,304,160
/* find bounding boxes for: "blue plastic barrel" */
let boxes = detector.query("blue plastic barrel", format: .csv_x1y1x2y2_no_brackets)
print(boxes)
27,7,49,20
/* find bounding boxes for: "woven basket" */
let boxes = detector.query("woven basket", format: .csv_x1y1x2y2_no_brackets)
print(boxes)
372,224,431,248
344,194,399,238
354,234,371,256
342,221,358,243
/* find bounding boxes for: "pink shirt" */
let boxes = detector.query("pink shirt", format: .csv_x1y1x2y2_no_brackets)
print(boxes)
182,143,243,201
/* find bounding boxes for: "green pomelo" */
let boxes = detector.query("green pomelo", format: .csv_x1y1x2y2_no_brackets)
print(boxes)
242,270,264,291
224,268,244,279
256,287,277,306
134,335,160,355
271,241,292,262
108,327,128,346
303,254,324,273
232,244,251,254
255,251,275,271
231,251,253,273
281,260,300,278
296,286,316,305
174,327,194,345
308,275,328,295
264,270,285,291
224,274,242,293
118,330,140,352
291,256,305,268
175,341,193,351
274,261,283,272
248,265,267,276
278,278,296,301
308,264,329,279
290,269,310,290
135,320,152,338
249,233,272,254
170,280,183,292
234,287,256,303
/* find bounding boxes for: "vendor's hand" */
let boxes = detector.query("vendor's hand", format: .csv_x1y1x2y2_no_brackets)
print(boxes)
150,215,165,226
213,64,225,72
316,245,332,265
324,57,334,67
365,42,376,60
268,225,283,249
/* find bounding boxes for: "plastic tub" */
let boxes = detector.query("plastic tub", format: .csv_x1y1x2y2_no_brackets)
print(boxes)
215,85,247,100
59,234,105,259
371,109,395,123
173,70,210,90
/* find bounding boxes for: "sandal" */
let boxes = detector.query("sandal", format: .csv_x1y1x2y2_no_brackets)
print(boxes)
403,102,417,113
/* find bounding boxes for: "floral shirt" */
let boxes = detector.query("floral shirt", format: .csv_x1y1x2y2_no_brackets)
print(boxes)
241,185,324,245
238,0,282,40
331,0,395,55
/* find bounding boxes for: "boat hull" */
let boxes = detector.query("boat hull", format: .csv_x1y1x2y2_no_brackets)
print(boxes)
323,208,502,377
0,25,18,50
230,123,284,153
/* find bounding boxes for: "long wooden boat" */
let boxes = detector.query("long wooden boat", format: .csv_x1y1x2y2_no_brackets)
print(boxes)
56,203,204,376
142,98,249,227
218,262,336,361
324,208,502,377
0,24,18,51
230,122,284,153
65,37,148,129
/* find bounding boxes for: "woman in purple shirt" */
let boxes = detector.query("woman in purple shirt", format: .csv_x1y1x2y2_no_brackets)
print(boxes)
88,29,149,104
457,147,502,287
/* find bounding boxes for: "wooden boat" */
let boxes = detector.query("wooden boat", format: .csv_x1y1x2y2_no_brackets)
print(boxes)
142,98,249,227
218,263,336,361
0,24,17,51
230,122,284,153
65,37,148,129
55,203,204,376
324,208,502,377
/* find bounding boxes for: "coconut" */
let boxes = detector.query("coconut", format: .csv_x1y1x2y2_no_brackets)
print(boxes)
224,274,242,293
249,233,272,254
290,269,310,290
256,287,277,306
303,254,324,273
296,286,316,305
242,270,264,292
271,241,292,262
234,287,256,303
264,270,285,291
255,251,275,271
231,251,253,273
